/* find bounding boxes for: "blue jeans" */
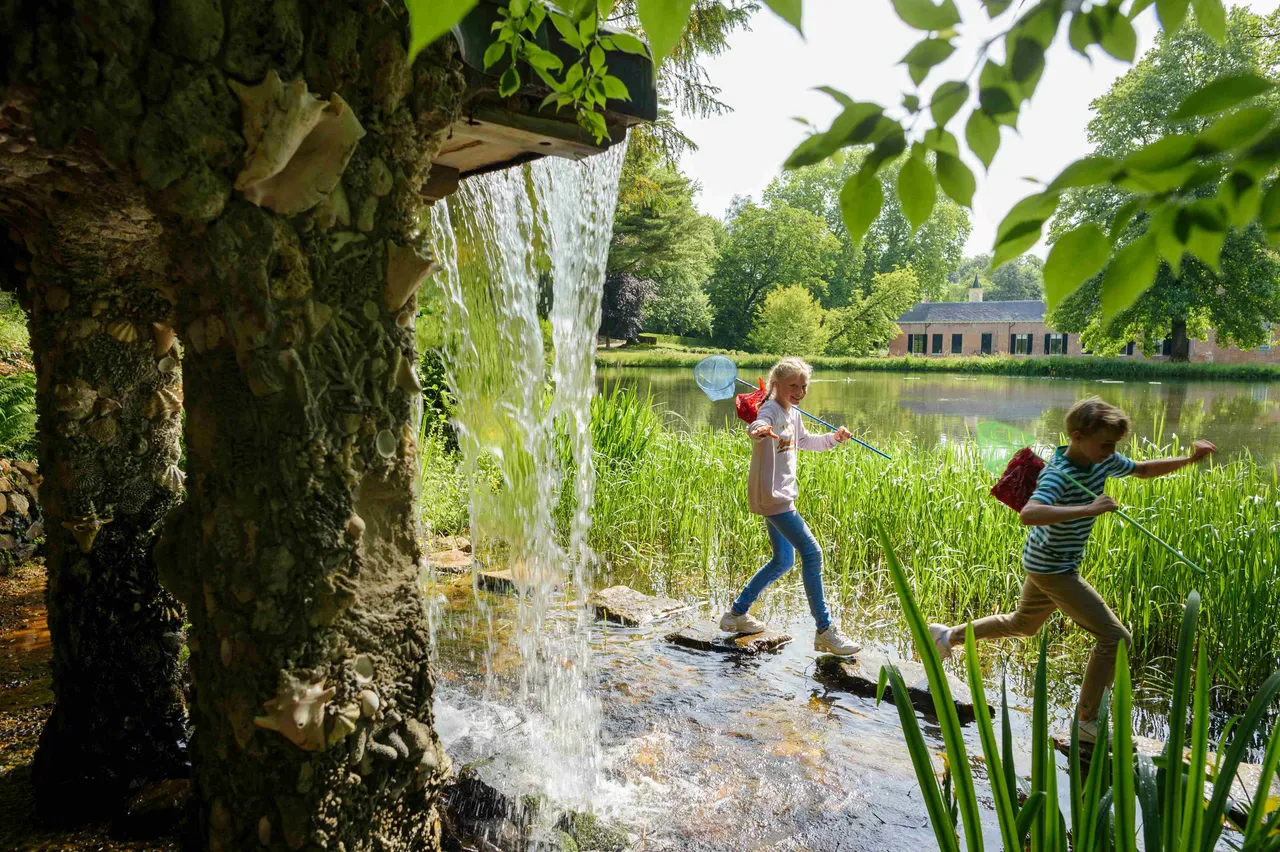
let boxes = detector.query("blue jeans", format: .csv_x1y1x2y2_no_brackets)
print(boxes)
730,510,831,631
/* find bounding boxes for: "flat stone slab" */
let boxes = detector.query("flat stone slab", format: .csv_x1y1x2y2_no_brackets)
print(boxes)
434,535,472,553
476,567,565,594
428,549,474,574
590,585,686,627
814,653,988,724
665,620,791,655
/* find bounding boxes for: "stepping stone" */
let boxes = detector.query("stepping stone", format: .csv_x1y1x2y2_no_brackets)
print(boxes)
814,653,988,724
435,535,472,553
476,566,565,594
589,585,686,627
665,620,791,655
429,548,474,574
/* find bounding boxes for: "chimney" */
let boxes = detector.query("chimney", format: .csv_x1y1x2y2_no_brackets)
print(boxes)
969,274,984,302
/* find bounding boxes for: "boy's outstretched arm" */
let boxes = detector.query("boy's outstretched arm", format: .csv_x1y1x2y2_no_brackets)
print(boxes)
1020,496,1117,526
1132,440,1216,479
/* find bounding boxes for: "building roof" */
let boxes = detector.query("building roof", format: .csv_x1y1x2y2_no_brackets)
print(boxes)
895,300,1046,324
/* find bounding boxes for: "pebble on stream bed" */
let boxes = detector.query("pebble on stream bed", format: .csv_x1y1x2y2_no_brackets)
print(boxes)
665,620,792,655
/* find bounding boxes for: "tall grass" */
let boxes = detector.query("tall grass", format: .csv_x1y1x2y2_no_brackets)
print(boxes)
587,389,1280,693
598,349,1280,382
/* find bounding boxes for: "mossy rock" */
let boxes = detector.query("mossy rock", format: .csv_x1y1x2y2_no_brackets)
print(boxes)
557,812,628,852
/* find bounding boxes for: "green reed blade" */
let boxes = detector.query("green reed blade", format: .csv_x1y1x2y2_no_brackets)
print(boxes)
1044,723,1062,852
1243,718,1280,844
1095,788,1115,852
1017,790,1046,847
1163,591,1200,852
1136,754,1162,852
1113,640,1138,852
1070,715,1084,849
1080,694,1112,852
1200,668,1280,851
1180,643,1209,850
1032,634,1049,852
1001,676,1017,813
964,625,1021,852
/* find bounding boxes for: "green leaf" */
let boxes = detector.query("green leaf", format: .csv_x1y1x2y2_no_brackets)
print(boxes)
636,0,695,61
978,85,1017,116
965,110,1000,169
840,172,884,247
923,126,959,156
1112,641,1137,852
1123,133,1197,173
483,40,507,69
1130,0,1157,18
903,39,955,85
1044,223,1110,309
607,30,651,57
570,0,596,20
1068,11,1094,56
1101,234,1158,321
578,107,608,141
1261,180,1280,237
1109,197,1141,242
816,85,855,107
1219,171,1260,227
782,102,884,170
1010,37,1045,83
1156,0,1191,30
538,90,562,112
903,94,921,112
762,0,803,33
891,0,961,31
1191,0,1226,43
1199,107,1273,153
1150,205,1184,275
499,66,521,97
602,74,630,101
551,12,585,49
898,151,937,231
1184,220,1227,272
931,81,969,127
590,44,606,69
936,152,975,207
406,0,480,62
983,0,1011,16
1015,791,1046,848
1099,9,1137,62
992,219,1043,268
1047,156,1120,192
525,45,565,71
509,0,529,16
1172,74,1274,120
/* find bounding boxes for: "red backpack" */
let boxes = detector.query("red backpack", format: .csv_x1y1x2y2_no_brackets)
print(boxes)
990,447,1045,511
735,378,768,424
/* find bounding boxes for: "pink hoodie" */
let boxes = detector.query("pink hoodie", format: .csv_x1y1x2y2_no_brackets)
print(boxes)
747,399,838,516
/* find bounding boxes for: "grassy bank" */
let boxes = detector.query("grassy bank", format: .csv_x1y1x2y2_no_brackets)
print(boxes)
599,346,1280,381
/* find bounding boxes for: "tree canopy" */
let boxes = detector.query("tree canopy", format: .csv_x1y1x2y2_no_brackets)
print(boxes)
749,285,830,355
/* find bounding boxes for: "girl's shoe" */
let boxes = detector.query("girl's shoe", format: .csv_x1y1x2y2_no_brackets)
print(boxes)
928,624,954,661
719,610,767,635
814,625,861,656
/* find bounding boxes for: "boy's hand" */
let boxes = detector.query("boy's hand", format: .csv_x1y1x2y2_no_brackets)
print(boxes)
1088,495,1119,517
1189,440,1217,463
750,422,780,440
834,426,852,443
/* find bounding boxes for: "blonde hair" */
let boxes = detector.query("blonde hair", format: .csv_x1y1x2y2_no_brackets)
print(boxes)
766,357,813,399
1065,396,1131,438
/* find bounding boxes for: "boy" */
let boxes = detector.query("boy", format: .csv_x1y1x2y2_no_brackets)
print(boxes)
928,397,1215,742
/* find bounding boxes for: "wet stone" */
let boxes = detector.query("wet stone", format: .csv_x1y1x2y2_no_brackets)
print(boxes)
814,653,987,724
665,620,791,655
430,549,473,574
590,585,686,627
476,568,565,594
435,535,472,553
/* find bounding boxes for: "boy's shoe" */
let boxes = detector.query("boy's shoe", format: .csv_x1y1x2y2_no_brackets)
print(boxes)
928,623,955,661
1077,718,1100,744
719,610,767,635
815,625,861,657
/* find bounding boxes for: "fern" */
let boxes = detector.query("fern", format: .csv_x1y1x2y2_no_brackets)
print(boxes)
0,371,38,459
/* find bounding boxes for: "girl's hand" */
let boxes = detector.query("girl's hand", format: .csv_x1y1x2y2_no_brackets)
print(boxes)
834,426,852,443
1189,440,1216,462
750,422,780,440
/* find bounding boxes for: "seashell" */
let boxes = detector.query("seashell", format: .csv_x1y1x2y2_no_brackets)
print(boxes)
229,71,367,216
54,380,97,419
155,463,185,492
368,157,393,197
352,654,374,684
356,194,377,232
158,356,178,374
97,397,123,416
258,817,271,846
384,241,437,312
62,507,112,553
359,689,380,718
106,320,138,344
346,514,365,540
313,183,350,231
253,672,335,752
44,286,70,312
375,429,396,458
84,416,118,444
143,387,183,420
153,323,176,357
132,435,149,456
91,299,109,317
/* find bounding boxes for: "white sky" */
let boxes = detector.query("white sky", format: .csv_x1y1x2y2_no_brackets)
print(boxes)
676,0,1279,257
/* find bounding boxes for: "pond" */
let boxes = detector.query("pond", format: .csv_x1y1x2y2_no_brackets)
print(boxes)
598,367,1280,464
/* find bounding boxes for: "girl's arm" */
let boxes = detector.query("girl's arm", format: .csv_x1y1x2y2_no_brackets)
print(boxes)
748,405,781,442
796,415,842,451
1132,440,1216,479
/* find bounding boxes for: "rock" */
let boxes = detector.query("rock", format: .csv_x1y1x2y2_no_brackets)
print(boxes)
557,811,629,852
665,620,791,655
0,476,11,492
590,585,687,627
0,458,42,563
814,653,987,724
429,548,473,574
435,535,472,553
477,567,565,594
113,778,190,840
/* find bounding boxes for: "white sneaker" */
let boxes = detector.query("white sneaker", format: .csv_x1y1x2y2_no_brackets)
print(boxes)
719,610,767,635
1077,718,1100,745
814,625,861,656
928,623,954,661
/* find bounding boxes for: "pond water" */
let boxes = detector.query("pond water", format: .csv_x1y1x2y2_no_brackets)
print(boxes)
599,368,1280,464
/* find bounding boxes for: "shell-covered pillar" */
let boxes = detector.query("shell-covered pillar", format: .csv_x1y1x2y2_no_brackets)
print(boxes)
0,146,188,817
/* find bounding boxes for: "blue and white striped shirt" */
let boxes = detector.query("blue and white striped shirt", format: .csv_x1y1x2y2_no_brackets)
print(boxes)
1022,448,1136,574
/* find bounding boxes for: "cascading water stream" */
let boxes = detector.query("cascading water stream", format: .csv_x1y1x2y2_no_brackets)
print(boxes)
420,145,625,819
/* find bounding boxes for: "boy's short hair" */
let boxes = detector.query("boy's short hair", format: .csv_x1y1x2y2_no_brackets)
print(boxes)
1065,396,1130,438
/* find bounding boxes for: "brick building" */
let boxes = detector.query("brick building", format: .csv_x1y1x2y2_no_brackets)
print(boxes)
886,282,1279,364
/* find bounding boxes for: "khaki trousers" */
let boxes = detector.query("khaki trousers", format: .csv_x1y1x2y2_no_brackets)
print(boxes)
968,571,1132,720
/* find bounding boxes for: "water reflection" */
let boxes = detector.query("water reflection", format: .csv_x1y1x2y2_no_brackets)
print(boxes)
601,368,1280,462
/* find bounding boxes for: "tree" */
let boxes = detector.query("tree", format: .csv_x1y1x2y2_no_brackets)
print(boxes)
706,199,840,348
987,255,1044,301
645,276,715,336
601,272,656,341
1048,9,1280,359
749,285,829,355
763,156,970,304
824,266,921,355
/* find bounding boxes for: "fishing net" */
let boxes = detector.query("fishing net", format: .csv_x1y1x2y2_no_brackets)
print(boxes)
735,378,767,424
990,446,1045,511
692,355,737,401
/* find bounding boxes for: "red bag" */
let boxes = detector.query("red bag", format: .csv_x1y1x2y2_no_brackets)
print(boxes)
990,447,1045,511
736,378,768,424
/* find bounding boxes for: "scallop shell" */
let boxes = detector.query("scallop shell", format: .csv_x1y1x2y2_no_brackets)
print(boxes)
154,463,185,492
106,320,138,344
142,387,183,420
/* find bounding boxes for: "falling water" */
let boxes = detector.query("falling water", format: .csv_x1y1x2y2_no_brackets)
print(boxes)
421,145,625,817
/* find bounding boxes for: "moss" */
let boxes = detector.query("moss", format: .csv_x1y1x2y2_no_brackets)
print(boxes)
223,0,304,81
159,0,225,63
557,812,629,852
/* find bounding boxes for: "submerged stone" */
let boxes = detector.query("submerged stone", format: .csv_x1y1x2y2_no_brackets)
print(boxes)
666,620,791,655
429,549,473,574
814,653,987,724
477,567,565,594
590,585,686,627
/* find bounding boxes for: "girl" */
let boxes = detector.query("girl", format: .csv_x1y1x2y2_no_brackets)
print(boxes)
718,357,861,656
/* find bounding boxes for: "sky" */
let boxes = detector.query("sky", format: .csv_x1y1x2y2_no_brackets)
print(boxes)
676,0,1280,257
